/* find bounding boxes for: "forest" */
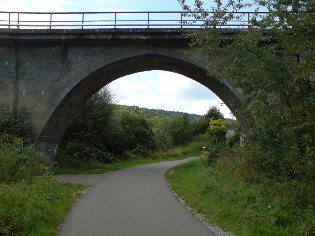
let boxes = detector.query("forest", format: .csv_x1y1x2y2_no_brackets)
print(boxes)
55,88,235,169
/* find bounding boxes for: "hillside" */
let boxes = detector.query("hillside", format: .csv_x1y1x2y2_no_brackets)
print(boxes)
116,105,204,121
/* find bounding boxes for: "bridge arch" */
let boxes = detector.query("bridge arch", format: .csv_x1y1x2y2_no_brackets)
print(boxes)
36,53,241,160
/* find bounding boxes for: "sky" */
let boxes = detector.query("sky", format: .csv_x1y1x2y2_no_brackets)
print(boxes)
1,0,234,117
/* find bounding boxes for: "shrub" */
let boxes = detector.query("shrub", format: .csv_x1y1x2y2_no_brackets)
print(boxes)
56,140,114,166
0,177,82,235
208,118,228,144
226,129,240,147
0,106,33,145
0,143,48,183
168,152,315,236
170,114,194,146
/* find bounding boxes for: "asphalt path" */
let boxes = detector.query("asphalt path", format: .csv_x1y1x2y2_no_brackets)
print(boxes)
57,158,216,236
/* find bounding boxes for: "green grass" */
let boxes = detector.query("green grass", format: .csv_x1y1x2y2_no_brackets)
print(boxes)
0,178,85,236
167,157,315,236
54,144,203,175
0,142,86,236
54,155,192,175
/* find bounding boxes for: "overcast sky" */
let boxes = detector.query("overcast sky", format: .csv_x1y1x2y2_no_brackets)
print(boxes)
2,0,233,117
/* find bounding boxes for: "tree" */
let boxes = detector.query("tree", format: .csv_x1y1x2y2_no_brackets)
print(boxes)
191,106,225,135
179,0,315,179
205,106,224,121
170,114,194,146
109,106,155,158
203,106,225,133
148,115,173,150
58,87,115,163
208,118,228,144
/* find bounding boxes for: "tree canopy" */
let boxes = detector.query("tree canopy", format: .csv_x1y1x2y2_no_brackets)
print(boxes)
179,0,315,179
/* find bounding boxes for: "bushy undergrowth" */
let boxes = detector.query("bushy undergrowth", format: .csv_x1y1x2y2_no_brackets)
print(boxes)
150,140,208,159
0,143,84,235
168,149,315,236
0,106,33,145
0,143,48,183
0,177,82,236
54,140,208,174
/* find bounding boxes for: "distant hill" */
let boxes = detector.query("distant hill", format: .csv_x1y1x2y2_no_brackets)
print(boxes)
116,105,204,121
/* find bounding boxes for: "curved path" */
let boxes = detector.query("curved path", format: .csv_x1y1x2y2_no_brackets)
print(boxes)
58,159,216,236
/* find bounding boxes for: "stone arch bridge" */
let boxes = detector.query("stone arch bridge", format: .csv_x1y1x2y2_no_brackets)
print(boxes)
0,28,241,160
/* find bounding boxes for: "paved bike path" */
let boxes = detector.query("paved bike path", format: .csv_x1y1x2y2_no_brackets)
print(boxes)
58,159,216,236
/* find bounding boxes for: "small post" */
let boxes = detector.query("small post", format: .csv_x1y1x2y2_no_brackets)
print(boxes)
8,12,11,29
247,12,250,28
50,13,52,29
181,12,183,29
81,13,85,29
147,12,150,29
115,12,117,28
17,12,19,29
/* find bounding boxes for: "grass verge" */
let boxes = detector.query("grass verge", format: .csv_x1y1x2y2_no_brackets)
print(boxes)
0,178,85,236
167,157,315,236
54,145,202,175
0,143,86,236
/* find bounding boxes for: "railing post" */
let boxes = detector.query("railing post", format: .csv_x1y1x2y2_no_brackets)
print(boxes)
8,12,11,29
147,12,150,29
181,12,183,28
81,13,85,29
115,12,117,28
247,12,250,28
50,13,52,29
17,12,19,29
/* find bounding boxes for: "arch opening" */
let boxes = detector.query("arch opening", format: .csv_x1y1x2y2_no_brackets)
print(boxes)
36,54,241,160
108,70,233,118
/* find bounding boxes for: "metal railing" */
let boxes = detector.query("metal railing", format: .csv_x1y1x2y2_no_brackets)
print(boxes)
0,11,269,30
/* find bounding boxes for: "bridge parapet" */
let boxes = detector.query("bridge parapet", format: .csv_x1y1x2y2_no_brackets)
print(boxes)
0,11,269,30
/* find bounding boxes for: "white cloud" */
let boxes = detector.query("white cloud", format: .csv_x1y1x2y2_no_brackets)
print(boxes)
189,99,222,116
0,0,142,29
108,71,233,118
1,0,184,12
156,71,216,100
1,0,146,12
1,0,76,11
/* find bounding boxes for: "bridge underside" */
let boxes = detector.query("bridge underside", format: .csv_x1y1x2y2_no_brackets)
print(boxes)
0,29,241,160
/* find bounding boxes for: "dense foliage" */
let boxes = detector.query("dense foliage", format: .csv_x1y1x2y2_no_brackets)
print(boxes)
127,106,203,121
109,106,156,158
0,106,47,183
167,1,315,234
168,156,315,236
208,118,228,144
57,89,157,164
57,88,225,166
179,0,315,180
0,107,83,236
0,143,48,184
58,89,116,164
0,106,33,145
0,143,82,235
